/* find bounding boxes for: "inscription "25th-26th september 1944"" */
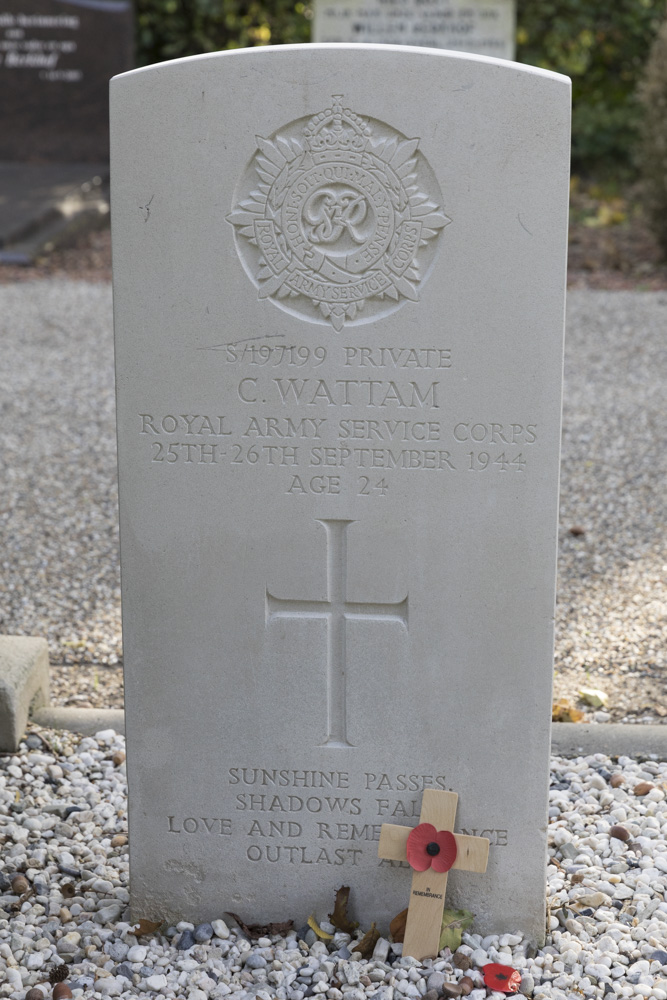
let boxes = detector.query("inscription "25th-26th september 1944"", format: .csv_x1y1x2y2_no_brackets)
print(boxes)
139,411,537,494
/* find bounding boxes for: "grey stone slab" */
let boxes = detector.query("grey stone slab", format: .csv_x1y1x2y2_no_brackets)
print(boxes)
0,1,133,163
0,635,50,752
111,45,570,940
32,706,125,736
551,723,667,760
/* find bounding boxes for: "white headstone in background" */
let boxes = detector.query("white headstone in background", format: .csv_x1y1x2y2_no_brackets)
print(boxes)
313,0,516,60
111,44,569,941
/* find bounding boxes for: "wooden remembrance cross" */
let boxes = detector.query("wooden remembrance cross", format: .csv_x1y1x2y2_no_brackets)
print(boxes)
379,789,490,961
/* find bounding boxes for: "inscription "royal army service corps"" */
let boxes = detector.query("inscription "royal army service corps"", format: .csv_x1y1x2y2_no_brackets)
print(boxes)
227,97,450,330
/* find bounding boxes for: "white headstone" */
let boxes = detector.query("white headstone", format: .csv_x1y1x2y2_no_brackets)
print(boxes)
111,44,570,941
313,0,516,60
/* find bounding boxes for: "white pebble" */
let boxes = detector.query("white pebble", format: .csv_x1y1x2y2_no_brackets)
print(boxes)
146,973,168,989
212,918,230,939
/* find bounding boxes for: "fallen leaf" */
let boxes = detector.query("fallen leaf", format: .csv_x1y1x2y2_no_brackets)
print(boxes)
132,918,163,936
552,699,584,723
329,885,359,934
226,913,294,938
438,908,474,953
579,687,608,709
356,922,380,958
307,914,333,940
267,920,294,936
390,907,408,943
61,639,86,649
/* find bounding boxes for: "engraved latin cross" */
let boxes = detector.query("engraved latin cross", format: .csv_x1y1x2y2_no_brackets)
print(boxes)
378,789,490,961
266,518,408,748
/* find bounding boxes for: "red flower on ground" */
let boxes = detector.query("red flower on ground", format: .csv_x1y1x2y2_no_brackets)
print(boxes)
482,964,522,993
405,823,458,872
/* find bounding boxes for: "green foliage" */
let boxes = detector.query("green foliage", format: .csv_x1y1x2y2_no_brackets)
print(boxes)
637,15,667,257
438,908,475,953
135,0,311,64
515,0,666,174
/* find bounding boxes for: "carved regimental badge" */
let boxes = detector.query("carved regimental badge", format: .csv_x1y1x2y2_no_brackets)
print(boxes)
227,97,450,331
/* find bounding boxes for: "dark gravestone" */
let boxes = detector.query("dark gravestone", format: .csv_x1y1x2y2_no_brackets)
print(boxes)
0,0,133,162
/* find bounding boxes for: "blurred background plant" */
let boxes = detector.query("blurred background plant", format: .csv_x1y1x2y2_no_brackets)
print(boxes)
515,0,665,177
135,0,310,63
637,15,667,257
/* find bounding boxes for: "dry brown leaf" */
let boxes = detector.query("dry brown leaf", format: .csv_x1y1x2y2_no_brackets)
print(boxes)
552,699,584,723
329,885,359,934
390,907,408,943
226,912,294,939
356,922,380,958
132,918,163,936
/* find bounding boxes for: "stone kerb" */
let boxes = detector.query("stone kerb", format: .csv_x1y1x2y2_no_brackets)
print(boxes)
0,635,50,752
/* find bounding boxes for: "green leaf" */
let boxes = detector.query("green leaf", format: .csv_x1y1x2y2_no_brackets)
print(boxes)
438,908,474,953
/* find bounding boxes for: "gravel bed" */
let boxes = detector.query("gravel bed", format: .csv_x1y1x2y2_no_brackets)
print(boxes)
1,729,666,1000
0,282,666,720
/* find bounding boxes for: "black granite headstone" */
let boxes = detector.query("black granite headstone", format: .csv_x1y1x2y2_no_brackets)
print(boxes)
0,0,133,162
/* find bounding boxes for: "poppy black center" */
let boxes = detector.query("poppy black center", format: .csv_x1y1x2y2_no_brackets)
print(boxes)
426,842,440,856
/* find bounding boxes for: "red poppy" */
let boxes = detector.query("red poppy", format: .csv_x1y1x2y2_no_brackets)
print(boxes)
482,964,521,993
406,823,457,872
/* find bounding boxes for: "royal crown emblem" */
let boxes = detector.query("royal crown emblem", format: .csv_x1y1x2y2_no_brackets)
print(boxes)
227,97,450,331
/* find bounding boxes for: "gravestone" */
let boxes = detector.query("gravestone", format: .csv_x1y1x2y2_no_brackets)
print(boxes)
0,0,133,162
111,45,570,940
313,0,516,59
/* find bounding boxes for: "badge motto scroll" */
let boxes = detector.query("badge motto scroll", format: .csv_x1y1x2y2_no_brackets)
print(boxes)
227,97,451,330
